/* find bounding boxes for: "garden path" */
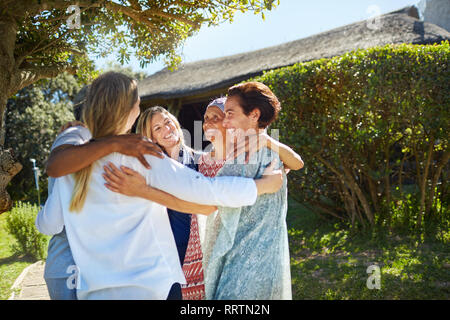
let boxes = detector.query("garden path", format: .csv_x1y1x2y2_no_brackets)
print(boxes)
9,261,49,300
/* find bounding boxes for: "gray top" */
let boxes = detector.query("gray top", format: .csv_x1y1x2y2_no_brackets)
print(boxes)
202,147,292,300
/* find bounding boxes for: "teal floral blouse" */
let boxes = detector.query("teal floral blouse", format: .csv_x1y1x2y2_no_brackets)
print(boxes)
201,147,292,300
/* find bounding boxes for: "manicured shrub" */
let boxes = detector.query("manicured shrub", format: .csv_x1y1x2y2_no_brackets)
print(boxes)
253,42,449,230
5,202,49,260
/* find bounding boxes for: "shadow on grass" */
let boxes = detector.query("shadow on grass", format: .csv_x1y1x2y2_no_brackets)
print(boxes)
0,253,36,267
0,253,37,300
286,198,450,300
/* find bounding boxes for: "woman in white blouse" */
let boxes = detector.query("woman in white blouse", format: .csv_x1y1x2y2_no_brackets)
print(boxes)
36,72,282,300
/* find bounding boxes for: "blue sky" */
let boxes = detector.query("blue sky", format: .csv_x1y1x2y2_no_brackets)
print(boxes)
92,0,419,76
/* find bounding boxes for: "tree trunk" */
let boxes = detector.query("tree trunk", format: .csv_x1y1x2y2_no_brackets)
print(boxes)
384,147,392,227
315,153,374,225
0,147,22,213
0,93,23,214
0,14,22,213
426,150,450,217
342,165,375,225
417,138,434,229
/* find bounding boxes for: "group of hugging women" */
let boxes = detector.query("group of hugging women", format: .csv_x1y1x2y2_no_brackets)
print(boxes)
36,71,304,300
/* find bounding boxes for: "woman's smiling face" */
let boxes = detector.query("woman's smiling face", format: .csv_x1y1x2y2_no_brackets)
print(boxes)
223,95,258,132
203,105,226,143
150,112,180,149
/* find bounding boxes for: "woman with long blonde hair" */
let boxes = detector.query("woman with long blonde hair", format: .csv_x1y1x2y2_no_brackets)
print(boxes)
69,73,140,212
36,72,284,299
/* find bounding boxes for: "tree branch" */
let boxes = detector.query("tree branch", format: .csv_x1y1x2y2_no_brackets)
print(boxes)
11,64,77,95
104,2,200,28
16,28,75,68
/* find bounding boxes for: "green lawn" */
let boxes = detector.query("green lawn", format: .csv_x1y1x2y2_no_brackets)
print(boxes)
1,198,448,300
287,199,450,299
0,212,34,300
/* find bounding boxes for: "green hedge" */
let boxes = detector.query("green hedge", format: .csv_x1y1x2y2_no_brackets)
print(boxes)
253,42,449,230
6,202,49,260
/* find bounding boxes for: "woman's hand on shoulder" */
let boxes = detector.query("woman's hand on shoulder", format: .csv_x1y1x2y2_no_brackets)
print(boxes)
255,159,284,195
110,134,165,169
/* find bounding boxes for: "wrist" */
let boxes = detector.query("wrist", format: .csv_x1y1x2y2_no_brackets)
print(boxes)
255,177,268,196
93,135,123,159
104,135,122,153
139,184,154,199
267,136,281,151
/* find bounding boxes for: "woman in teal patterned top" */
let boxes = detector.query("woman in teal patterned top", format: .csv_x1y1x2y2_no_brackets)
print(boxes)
202,82,296,299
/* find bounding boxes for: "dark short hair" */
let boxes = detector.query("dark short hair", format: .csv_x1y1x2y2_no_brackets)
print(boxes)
73,102,83,121
73,84,90,121
227,82,281,128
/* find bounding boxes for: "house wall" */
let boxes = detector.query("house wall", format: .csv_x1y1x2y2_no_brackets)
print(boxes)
418,0,450,32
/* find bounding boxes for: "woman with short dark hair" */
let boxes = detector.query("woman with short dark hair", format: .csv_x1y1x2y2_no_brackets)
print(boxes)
227,81,281,128
202,81,298,299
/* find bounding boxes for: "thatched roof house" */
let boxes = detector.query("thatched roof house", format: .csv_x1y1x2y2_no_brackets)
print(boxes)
138,5,449,135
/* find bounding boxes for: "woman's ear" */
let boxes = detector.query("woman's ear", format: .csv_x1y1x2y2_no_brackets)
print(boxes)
250,108,261,124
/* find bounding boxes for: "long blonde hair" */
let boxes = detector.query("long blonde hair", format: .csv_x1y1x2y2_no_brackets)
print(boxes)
136,106,187,154
69,72,139,212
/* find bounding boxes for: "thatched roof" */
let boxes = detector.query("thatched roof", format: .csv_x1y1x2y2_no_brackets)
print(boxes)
138,6,450,101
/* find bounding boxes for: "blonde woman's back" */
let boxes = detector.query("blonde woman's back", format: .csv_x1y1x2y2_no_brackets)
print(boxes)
40,153,186,299
36,135,261,299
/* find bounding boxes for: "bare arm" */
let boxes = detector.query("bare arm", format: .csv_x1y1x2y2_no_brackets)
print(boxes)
46,134,164,177
266,136,304,171
129,185,217,216
102,160,283,214
230,133,304,171
103,164,218,216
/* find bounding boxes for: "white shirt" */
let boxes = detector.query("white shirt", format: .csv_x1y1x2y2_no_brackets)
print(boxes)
36,143,258,300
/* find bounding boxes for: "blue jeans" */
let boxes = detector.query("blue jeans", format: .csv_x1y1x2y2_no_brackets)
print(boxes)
44,228,78,300
45,278,77,300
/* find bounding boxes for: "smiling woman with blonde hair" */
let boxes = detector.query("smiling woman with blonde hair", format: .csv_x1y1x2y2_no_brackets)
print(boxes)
136,106,186,152
134,105,203,299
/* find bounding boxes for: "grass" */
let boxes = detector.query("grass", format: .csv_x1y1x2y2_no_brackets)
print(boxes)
1,196,448,300
287,198,450,300
0,211,35,300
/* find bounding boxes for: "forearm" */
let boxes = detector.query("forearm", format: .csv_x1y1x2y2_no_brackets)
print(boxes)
138,185,218,216
254,177,281,196
268,138,304,170
46,137,118,177
148,155,257,207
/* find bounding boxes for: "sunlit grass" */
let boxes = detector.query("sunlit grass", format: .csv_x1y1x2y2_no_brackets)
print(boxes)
1,197,448,300
0,212,34,300
287,198,450,300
